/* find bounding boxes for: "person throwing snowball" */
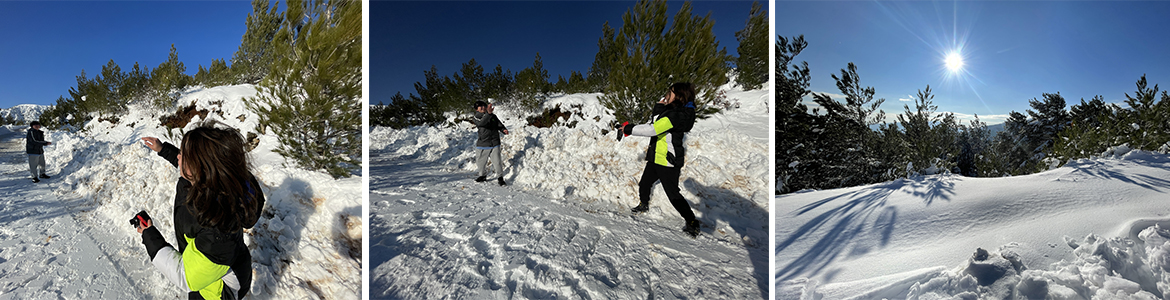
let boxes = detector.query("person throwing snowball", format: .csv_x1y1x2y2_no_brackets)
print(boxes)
26,121,52,183
134,122,265,300
473,100,509,186
619,82,701,237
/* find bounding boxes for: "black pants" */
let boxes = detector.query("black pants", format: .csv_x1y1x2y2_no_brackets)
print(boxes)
638,162,696,222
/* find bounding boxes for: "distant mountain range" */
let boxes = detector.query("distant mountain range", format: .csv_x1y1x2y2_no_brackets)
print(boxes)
0,104,51,123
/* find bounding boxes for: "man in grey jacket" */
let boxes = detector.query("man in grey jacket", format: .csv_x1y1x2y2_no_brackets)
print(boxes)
26,121,52,183
473,101,508,185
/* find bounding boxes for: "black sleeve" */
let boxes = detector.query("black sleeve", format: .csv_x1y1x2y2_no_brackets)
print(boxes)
140,226,173,260
493,114,507,132
651,103,668,116
34,131,49,145
474,112,491,128
159,142,180,168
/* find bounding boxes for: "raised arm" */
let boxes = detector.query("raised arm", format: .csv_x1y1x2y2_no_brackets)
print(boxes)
626,114,675,137
141,137,179,168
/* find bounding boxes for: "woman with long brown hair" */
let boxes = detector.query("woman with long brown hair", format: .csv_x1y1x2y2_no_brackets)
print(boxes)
620,82,702,237
135,122,265,300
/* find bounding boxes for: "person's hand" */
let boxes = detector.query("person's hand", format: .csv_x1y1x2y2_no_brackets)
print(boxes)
45,142,51,145
141,137,162,152
487,104,495,114
502,129,509,135
136,219,152,234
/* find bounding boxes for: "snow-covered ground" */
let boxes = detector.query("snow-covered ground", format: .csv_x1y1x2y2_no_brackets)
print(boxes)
776,148,1170,299
0,104,50,123
0,85,360,299
369,83,771,299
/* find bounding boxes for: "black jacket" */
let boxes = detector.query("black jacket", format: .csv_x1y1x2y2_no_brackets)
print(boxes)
474,111,507,147
141,142,265,300
641,103,695,167
25,128,48,154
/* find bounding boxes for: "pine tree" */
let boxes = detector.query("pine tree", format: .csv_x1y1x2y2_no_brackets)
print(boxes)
897,85,958,175
484,65,513,101
1121,75,1170,150
567,71,587,94
598,0,730,123
247,0,361,178
232,0,283,84
150,44,191,109
734,1,767,90
513,53,551,113
452,58,486,106
123,62,152,104
587,22,618,93
775,35,813,194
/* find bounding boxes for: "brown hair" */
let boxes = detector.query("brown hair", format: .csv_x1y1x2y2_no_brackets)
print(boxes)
669,82,696,108
180,123,260,233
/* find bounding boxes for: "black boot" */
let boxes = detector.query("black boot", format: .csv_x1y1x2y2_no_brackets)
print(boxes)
631,203,649,213
683,220,700,238
475,176,487,182
39,174,49,179
32,178,40,183
497,177,506,186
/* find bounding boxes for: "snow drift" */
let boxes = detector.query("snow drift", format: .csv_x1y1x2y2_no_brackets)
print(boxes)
776,148,1170,299
370,84,770,247
37,84,361,299
370,82,771,299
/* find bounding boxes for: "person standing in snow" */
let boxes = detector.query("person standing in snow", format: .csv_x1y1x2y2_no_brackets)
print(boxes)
26,121,52,183
134,122,265,300
474,100,509,186
619,82,701,237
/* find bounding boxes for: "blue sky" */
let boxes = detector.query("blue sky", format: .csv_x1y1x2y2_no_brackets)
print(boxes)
0,1,252,108
776,1,1170,125
371,0,758,104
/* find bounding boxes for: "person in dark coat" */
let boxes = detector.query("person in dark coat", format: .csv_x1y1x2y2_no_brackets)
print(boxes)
473,100,509,186
25,121,52,183
135,122,266,300
619,82,701,237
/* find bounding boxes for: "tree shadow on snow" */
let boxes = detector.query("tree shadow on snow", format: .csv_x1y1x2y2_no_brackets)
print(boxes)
774,176,956,283
369,151,469,190
248,176,333,299
682,178,770,300
1064,159,1170,192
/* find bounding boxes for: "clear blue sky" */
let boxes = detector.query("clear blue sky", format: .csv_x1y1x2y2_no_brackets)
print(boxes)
371,0,758,104
776,1,1170,125
0,1,252,108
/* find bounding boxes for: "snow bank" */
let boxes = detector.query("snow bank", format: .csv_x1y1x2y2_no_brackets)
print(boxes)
40,84,360,299
371,83,770,247
777,150,1170,299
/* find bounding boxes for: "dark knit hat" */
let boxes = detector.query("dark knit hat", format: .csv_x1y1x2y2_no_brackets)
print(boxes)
29,121,41,127
474,100,488,108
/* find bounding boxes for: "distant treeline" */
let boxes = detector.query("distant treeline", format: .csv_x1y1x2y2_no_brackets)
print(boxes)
371,0,769,129
40,0,361,179
776,35,1170,194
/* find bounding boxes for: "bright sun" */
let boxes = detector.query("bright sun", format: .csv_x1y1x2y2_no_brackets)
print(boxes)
945,52,964,72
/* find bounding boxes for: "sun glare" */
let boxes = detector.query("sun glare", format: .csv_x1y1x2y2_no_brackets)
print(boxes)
945,52,964,72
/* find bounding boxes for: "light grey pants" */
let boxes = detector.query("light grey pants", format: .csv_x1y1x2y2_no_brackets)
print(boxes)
476,146,504,178
28,154,45,178
152,245,240,298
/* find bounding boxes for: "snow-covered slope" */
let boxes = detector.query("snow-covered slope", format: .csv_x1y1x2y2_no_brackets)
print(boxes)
0,104,51,122
28,85,360,299
370,82,771,299
776,148,1170,299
